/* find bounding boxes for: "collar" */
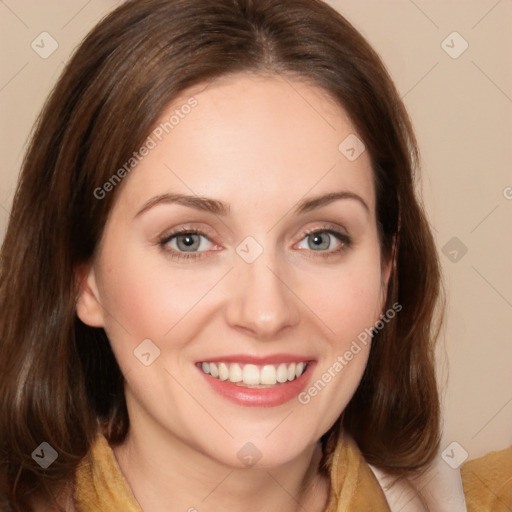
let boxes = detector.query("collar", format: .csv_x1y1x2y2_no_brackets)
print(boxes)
74,431,390,511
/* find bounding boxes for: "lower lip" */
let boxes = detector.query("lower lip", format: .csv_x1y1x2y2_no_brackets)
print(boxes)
197,363,315,407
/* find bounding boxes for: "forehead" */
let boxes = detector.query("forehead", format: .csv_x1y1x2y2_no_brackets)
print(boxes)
115,73,375,217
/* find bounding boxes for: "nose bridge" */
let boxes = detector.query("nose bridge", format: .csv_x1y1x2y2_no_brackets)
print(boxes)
225,243,300,338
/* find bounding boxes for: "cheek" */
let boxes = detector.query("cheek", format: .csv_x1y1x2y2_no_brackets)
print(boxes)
95,241,224,355
300,252,385,344
298,264,382,433
295,247,383,418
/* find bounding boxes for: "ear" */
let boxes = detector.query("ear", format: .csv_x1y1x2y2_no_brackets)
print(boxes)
378,239,395,314
75,264,105,328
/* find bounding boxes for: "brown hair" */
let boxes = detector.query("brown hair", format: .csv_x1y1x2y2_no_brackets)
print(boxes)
0,0,443,509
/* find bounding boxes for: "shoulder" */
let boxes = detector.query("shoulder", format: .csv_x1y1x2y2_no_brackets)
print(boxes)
369,453,467,512
368,465,428,512
461,445,512,512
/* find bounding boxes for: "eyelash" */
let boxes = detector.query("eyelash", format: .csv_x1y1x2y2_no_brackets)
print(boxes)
158,226,352,261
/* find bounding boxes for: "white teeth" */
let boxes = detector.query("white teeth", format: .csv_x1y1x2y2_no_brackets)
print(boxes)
242,364,260,385
200,361,308,386
218,362,229,381
260,365,276,385
276,363,288,383
287,362,296,381
229,363,242,383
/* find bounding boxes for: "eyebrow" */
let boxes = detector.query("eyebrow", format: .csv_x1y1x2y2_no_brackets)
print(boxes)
135,190,369,218
296,191,369,214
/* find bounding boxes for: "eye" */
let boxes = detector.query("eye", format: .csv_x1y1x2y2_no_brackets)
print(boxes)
295,228,351,254
159,228,217,260
158,226,351,261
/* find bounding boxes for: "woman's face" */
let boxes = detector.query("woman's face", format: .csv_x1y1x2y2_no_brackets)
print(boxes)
78,73,391,468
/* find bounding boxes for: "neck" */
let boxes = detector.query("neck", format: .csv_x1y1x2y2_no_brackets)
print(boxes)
112,418,330,512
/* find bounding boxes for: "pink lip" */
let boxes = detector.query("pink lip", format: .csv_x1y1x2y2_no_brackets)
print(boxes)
196,353,314,365
196,359,316,408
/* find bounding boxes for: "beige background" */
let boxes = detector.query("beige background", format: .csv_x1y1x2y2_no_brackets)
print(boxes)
1,0,511,464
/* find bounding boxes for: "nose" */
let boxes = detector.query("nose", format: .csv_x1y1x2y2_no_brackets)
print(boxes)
224,251,301,340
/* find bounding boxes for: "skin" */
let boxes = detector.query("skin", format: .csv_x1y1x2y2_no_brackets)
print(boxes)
77,73,392,512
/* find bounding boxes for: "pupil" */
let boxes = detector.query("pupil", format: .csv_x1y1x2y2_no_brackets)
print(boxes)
309,232,329,250
178,234,199,251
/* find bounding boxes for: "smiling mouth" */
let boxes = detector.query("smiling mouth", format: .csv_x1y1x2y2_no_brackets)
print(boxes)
198,361,308,387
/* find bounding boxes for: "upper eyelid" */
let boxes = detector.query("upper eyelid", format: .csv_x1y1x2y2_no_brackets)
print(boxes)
160,225,215,242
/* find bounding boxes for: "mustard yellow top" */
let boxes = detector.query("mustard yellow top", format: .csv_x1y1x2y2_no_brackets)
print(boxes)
74,432,391,511
461,445,512,512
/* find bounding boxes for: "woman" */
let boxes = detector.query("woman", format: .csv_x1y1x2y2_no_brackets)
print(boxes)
0,0,446,510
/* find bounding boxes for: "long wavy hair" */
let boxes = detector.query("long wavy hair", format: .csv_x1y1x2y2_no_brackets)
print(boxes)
0,0,443,509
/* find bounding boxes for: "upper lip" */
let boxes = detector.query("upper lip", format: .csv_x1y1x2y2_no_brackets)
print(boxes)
196,354,315,365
